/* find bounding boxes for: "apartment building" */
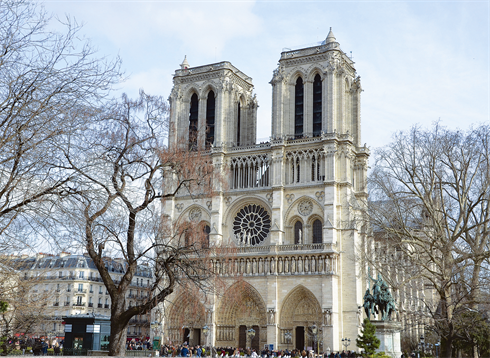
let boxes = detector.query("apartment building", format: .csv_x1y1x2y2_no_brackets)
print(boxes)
7,252,153,341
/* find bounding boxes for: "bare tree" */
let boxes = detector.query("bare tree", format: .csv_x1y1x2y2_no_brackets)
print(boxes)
367,123,490,358
0,0,121,251
0,256,54,355
57,91,216,355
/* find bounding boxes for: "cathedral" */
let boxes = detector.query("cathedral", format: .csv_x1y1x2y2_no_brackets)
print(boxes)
162,29,370,353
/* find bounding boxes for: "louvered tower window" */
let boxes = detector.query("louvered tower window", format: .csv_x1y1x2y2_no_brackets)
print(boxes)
236,102,241,146
189,93,198,151
313,74,322,137
295,77,304,138
205,91,215,149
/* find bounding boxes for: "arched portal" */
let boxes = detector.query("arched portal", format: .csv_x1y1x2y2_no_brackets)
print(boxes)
280,285,322,350
166,292,206,346
216,281,267,351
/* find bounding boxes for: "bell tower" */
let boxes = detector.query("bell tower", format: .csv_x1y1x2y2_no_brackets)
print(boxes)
168,59,258,151
270,28,361,145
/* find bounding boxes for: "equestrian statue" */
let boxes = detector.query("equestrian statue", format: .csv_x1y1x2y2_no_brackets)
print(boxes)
362,268,397,321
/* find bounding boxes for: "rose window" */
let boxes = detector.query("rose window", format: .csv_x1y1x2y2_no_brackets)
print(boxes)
233,204,271,246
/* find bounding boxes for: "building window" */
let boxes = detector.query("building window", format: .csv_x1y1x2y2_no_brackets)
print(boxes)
205,91,215,149
236,102,241,146
203,225,211,248
78,283,83,292
79,271,84,279
294,221,303,244
295,77,304,138
313,74,322,137
233,204,271,246
312,219,322,244
99,286,103,294
189,93,198,150
76,296,82,305
296,158,300,183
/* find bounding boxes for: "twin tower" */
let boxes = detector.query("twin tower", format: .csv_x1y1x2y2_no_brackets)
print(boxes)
168,28,362,150
164,29,369,353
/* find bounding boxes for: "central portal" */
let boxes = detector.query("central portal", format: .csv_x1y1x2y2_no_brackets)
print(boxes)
295,326,305,350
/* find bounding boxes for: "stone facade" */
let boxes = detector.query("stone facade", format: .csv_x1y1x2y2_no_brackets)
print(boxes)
163,29,369,353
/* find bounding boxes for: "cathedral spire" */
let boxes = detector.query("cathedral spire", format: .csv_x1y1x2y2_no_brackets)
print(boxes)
323,27,340,49
325,27,336,44
180,55,190,70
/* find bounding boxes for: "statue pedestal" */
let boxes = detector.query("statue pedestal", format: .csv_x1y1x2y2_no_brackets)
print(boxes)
371,321,402,358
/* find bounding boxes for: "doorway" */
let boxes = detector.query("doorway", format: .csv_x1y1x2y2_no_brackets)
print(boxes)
295,326,304,350
251,325,260,352
193,328,201,346
183,328,190,344
238,325,246,349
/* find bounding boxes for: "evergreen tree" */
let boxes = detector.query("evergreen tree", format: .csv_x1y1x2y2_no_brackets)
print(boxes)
357,318,380,357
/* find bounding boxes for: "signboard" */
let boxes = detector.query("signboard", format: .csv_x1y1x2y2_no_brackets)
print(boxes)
64,324,72,333
86,324,100,333
269,344,274,351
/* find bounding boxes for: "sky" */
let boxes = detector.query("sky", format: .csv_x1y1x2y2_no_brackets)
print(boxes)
39,0,489,150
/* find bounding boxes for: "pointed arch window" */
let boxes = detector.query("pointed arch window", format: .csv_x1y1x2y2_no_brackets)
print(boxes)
296,157,300,183
312,219,322,244
205,91,215,149
313,74,322,137
236,102,241,146
189,93,198,151
203,225,210,248
294,221,303,244
295,77,304,138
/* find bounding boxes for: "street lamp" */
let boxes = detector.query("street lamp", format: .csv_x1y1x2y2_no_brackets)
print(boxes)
310,324,318,355
434,342,440,358
247,328,256,349
202,325,210,351
284,331,292,352
150,321,160,351
341,338,351,351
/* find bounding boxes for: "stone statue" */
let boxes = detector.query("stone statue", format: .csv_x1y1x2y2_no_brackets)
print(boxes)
298,229,302,244
363,268,397,321
362,289,375,320
268,309,275,324
323,308,332,326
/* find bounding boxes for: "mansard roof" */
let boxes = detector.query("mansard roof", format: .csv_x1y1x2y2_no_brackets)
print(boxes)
4,253,153,278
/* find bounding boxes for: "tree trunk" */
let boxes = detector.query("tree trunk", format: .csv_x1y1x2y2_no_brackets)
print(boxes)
109,303,129,356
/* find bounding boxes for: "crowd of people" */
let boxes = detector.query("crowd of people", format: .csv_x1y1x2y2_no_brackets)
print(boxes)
25,338,61,356
127,340,153,351
157,344,357,358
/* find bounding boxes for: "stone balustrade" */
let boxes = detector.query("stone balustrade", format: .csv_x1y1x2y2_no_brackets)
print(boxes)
210,243,338,277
